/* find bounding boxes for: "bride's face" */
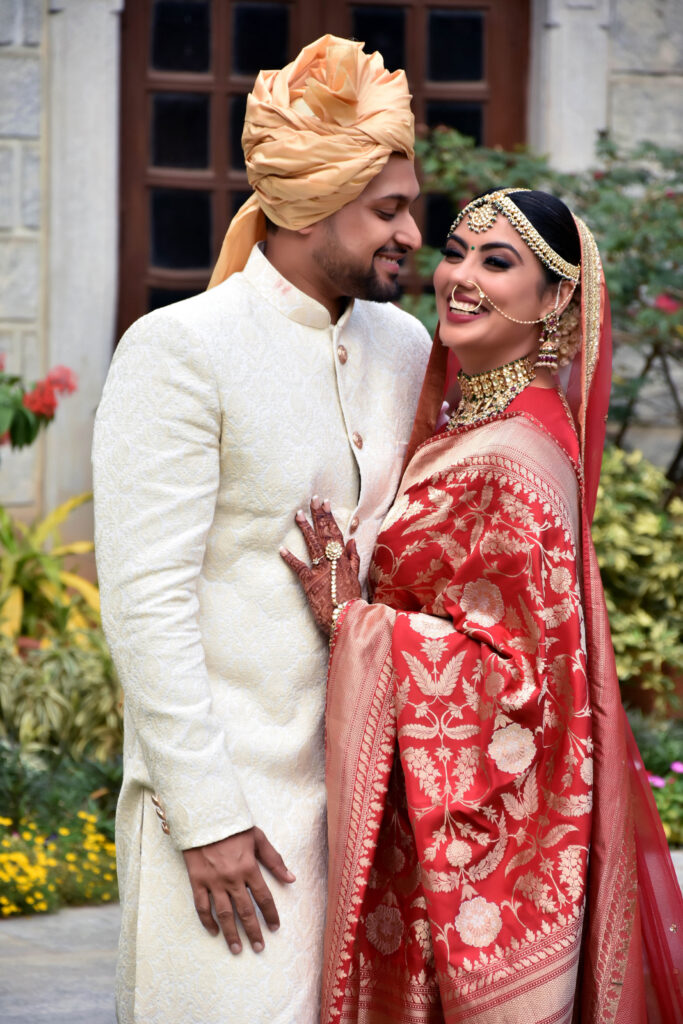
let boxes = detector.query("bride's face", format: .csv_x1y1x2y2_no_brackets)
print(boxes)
433,213,564,374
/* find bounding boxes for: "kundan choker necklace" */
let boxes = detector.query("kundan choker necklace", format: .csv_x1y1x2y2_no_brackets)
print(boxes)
448,355,536,428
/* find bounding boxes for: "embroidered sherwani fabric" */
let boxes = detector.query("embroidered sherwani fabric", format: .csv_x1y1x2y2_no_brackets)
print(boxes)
91,243,431,1024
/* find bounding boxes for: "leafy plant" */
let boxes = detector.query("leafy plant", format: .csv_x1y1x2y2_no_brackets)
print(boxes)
592,446,683,711
626,710,683,845
0,492,99,642
0,636,122,763
0,739,120,839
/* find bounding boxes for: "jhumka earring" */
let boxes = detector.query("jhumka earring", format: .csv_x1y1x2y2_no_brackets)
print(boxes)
534,311,561,373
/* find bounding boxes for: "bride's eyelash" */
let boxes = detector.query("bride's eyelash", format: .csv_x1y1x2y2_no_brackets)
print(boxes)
439,246,512,271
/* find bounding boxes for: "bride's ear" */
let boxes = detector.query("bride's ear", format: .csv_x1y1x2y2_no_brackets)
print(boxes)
540,278,576,320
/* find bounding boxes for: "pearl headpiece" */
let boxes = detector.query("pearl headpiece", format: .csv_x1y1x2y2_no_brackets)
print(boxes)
449,188,581,284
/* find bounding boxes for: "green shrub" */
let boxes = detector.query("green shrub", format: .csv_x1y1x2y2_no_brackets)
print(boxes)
0,634,122,763
0,740,120,916
593,447,683,711
626,710,683,845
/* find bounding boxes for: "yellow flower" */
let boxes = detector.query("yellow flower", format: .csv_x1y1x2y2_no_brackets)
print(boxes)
102,893,111,901
35,902,48,912
65,853,77,863
0,816,12,827
58,828,70,837
21,831,32,841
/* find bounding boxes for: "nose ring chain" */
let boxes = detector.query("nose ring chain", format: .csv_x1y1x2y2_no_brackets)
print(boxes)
450,279,567,327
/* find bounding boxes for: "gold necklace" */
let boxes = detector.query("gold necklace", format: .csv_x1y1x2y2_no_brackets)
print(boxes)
448,355,536,428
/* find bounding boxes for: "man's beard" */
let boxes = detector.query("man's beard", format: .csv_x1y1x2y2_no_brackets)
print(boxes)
313,234,402,303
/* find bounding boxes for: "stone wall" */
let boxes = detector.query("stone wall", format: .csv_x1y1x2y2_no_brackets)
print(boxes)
609,0,683,151
0,0,45,509
529,0,682,171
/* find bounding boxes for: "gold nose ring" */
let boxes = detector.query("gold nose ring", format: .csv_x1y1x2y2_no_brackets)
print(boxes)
451,280,485,313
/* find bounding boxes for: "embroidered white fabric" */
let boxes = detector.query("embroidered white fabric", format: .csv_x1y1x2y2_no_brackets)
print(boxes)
92,244,431,1024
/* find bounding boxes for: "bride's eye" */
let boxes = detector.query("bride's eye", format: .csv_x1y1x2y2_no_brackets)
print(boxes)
439,247,462,261
485,255,512,270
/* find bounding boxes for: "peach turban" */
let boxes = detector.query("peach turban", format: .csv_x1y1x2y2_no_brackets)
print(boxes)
207,34,415,287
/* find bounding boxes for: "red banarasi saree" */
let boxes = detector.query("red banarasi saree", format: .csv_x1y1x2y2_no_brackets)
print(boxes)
322,387,679,1023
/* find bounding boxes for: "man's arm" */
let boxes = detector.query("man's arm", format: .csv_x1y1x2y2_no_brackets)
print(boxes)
92,314,293,951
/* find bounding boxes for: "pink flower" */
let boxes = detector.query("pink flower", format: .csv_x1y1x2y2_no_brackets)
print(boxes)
0,352,5,372
46,365,77,394
670,762,683,774
22,380,58,418
654,293,681,314
648,774,667,789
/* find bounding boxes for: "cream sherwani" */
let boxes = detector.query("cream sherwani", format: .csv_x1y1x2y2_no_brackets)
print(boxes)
92,244,431,1024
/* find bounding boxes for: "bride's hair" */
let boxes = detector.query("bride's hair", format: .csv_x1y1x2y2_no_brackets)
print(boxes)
502,190,581,285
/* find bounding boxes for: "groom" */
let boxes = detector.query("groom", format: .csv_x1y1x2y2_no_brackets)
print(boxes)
93,35,430,1024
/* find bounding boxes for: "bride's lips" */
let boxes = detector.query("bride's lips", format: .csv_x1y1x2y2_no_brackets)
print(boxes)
447,292,488,323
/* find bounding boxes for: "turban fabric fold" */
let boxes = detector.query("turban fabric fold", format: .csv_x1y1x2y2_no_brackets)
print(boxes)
208,34,415,287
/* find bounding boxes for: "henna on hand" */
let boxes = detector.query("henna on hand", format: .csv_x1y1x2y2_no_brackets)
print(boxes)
280,496,361,636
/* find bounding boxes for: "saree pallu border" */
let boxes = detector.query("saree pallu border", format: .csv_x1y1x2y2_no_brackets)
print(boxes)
323,416,595,1024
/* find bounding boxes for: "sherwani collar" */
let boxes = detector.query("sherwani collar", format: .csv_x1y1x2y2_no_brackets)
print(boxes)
241,243,354,330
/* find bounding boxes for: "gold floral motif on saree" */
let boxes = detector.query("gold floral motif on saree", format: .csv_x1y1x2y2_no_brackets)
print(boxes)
323,411,593,1024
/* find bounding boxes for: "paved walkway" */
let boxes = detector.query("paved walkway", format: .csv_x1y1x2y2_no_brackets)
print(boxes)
0,903,120,1023
1,852,682,1022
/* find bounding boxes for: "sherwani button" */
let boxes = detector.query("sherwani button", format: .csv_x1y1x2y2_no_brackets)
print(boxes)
337,345,348,364
352,432,363,449
349,516,359,533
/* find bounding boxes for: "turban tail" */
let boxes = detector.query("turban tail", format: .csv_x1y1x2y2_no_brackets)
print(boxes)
208,34,415,287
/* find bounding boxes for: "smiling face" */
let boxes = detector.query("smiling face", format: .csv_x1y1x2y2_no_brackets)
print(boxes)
433,214,571,374
309,154,421,305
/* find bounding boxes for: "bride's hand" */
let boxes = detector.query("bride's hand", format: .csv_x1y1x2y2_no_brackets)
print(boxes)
280,496,361,636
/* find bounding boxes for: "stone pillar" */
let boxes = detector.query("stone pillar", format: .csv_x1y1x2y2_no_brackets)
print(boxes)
527,0,610,171
43,0,123,540
0,0,45,508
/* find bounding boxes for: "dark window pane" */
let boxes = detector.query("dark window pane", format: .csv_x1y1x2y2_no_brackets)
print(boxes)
428,10,483,82
229,94,248,170
152,93,210,168
148,286,203,312
351,6,405,72
233,3,289,75
426,102,483,145
151,1,210,72
232,190,252,214
425,193,455,249
151,188,212,269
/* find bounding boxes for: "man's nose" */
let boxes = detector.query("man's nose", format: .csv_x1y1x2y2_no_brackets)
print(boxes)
395,211,422,253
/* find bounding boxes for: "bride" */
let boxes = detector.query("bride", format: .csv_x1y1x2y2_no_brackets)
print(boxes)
282,188,683,1022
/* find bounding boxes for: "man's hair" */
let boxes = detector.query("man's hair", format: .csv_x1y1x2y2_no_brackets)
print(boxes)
264,213,279,234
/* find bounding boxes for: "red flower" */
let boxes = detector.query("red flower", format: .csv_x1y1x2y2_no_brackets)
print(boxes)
593,171,605,180
46,364,77,394
654,293,681,314
0,431,10,445
0,352,5,373
22,380,58,418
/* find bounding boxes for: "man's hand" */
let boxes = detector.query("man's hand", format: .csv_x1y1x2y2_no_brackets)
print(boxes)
183,826,295,954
